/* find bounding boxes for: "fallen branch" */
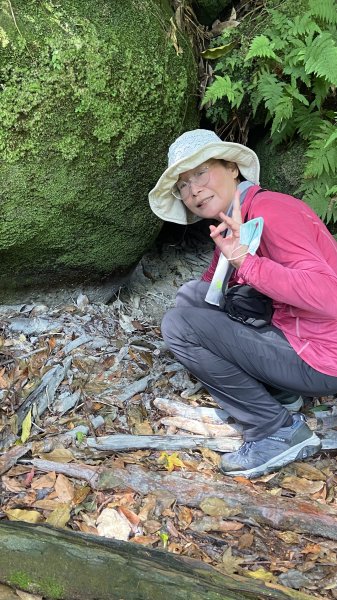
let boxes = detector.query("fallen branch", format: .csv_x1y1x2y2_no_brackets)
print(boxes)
154,397,230,423
26,459,337,541
86,434,241,452
160,416,242,437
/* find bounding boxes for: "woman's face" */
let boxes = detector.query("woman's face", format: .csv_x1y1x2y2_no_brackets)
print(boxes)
177,159,239,220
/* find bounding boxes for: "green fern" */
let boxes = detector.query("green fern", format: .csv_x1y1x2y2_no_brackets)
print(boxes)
201,0,337,222
245,35,279,61
201,75,244,109
304,32,337,85
309,0,337,25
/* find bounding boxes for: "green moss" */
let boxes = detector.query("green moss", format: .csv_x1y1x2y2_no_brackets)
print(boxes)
8,570,32,589
254,136,307,197
8,570,64,599
0,0,198,297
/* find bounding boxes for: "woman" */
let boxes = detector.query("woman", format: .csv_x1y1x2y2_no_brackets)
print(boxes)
148,129,337,478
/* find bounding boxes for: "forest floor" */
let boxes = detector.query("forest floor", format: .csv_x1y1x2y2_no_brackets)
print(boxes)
1,230,337,600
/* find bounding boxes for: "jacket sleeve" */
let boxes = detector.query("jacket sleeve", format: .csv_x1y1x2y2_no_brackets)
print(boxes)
237,196,337,318
201,246,220,282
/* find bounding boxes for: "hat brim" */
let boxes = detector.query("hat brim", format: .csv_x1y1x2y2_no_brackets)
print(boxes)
148,141,260,225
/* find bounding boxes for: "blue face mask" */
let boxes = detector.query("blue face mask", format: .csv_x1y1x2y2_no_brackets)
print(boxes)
239,217,264,255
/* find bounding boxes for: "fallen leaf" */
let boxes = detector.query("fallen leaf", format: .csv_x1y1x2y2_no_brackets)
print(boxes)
177,506,193,529
199,447,221,467
143,519,162,534
46,504,71,528
96,508,131,540
302,543,322,555
281,475,324,495
293,462,326,481
39,448,74,463
158,451,185,472
218,547,244,575
190,517,244,533
31,471,56,490
21,409,32,443
118,506,140,526
2,476,26,493
199,497,240,518
54,474,75,503
276,530,301,545
5,508,42,523
238,532,254,549
131,535,159,546
247,567,277,583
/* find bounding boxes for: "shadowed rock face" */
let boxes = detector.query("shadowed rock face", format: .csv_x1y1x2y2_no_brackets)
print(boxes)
0,0,198,303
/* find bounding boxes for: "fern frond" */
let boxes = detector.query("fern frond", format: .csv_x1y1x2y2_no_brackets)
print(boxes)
201,75,244,109
311,77,332,108
257,72,285,114
291,13,321,37
271,96,294,135
304,32,337,85
245,35,278,61
284,84,309,106
309,0,337,25
293,106,323,140
304,121,337,177
299,177,337,223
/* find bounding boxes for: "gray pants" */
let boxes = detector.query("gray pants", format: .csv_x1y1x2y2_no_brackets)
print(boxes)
161,280,337,441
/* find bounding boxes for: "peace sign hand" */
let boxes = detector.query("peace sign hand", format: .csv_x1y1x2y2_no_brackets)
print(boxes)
209,190,248,269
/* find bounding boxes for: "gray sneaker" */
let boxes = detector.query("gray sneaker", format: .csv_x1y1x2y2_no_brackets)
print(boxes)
220,414,321,479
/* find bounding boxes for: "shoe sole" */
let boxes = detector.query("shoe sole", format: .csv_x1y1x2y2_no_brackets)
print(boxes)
223,433,322,479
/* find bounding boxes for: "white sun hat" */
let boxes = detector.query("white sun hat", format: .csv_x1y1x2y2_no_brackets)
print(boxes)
148,129,260,225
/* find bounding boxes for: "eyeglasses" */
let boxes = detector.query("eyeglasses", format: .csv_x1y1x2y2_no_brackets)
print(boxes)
172,165,211,200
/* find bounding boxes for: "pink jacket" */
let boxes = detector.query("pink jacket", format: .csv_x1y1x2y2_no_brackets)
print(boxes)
202,186,337,376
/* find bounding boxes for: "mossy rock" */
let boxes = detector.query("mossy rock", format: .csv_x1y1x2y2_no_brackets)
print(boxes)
254,136,307,197
0,0,198,302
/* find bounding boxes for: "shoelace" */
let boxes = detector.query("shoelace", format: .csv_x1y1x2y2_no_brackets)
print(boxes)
239,441,255,455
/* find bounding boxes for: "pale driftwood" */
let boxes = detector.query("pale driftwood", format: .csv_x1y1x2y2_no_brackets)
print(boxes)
116,375,153,403
16,358,72,426
154,397,230,424
160,416,242,437
0,443,31,476
26,459,337,541
0,521,314,600
86,434,241,452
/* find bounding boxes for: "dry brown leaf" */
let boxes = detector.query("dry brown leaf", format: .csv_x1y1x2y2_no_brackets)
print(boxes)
2,476,26,493
32,499,64,511
217,547,244,575
177,506,193,529
133,421,153,435
233,476,254,487
200,497,240,518
72,485,90,506
118,506,140,526
302,543,322,555
54,473,75,503
143,519,161,534
131,535,159,546
190,516,244,533
199,447,221,467
276,530,301,545
76,522,99,535
31,471,56,490
238,532,254,549
281,475,324,495
39,448,74,463
293,462,327,481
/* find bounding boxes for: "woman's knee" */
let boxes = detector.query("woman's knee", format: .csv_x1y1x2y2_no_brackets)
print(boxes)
175,279,209,308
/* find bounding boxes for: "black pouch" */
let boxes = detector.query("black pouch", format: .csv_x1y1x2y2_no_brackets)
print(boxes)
223,284,273,328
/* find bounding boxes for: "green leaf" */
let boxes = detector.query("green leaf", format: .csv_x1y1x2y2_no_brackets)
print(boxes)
309,0,337,24
201,42,236,60
21,409,32,443
245,35,278,61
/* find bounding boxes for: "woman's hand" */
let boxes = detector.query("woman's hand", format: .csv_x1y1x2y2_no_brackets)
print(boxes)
209,190,248,269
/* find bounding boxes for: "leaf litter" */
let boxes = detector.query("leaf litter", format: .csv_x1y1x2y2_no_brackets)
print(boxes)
0,235,337,599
